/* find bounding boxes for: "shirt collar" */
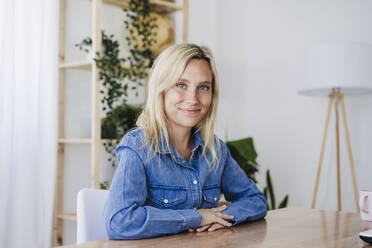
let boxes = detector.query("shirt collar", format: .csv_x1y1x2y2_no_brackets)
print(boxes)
157,128,204,155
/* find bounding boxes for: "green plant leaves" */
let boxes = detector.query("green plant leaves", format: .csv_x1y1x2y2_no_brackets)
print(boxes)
226,138,289,210
75,0,157,114
101,103,142,139
278,195,289,209
101,103,143,167
100,181,110,190
263,169,289,210
226,138,259,182
266,170,275,209
75,0,157,171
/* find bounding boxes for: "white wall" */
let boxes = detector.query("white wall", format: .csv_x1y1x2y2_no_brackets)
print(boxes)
212,0,372,213
61,0,372,244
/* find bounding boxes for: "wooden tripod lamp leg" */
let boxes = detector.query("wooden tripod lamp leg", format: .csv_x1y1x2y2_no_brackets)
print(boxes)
339,96,360,212
335,95,341,211
312,94,334,208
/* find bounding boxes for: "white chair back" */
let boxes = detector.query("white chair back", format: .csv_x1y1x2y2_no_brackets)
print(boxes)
77,188,109,244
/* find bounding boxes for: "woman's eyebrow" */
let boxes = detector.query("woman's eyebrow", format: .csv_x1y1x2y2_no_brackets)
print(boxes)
178,78,212,84
177,78,190,83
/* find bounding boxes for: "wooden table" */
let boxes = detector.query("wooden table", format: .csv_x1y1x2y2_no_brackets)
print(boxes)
59,208,372,248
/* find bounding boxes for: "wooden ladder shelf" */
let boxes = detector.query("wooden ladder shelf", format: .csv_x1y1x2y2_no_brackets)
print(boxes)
54,0,189,245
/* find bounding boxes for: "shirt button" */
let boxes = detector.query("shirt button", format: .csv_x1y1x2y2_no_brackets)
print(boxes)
214,197,218,201
193,180,197,185
164,199,168,204
193,207,197,210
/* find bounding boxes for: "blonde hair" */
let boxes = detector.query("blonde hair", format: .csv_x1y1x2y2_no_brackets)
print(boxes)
136,43,220,167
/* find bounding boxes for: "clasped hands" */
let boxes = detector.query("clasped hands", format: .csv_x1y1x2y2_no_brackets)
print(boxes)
189,205,234,233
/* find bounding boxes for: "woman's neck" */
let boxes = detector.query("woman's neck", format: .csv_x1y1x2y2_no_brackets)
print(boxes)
169,126,194,161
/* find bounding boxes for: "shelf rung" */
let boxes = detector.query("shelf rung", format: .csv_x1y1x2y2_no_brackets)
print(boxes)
103,0,129,9
101,139,119,144
58,138,92,144
58,138,120,144
57,213,77,221
60,59,151,74
59,61,92,70
151,0,183,12
103,0,182,13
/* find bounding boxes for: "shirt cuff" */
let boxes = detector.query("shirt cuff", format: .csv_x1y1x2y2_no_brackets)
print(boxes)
178,209,202,229
223,206,267,226
222,207,239,225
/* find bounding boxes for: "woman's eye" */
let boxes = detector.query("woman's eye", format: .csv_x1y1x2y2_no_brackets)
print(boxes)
176,83,186,89
199,85,210,91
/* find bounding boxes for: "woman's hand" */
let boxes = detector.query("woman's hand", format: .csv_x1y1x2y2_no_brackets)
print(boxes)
192,205,233,232
188,223,226,233
207,223,225,232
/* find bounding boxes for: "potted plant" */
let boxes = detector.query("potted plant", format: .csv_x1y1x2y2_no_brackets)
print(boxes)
226,137,289,210
76,0,175,189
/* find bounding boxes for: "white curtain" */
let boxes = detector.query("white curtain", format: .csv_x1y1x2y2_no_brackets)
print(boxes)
0,0,59,247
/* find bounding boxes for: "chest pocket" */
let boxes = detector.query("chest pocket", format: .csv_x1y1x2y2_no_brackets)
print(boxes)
148,185,187,209
202,185,221,208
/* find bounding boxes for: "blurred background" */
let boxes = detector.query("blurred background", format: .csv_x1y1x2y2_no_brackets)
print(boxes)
1,0,372,247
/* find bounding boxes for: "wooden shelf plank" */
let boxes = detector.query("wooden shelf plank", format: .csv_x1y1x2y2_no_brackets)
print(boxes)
58,138,92,144
101,139,119,144
151,0,180,7
150,0,183,13
58,138,121,144
103,0,129,9
57,213,77,221
103,0,182,13
59,60,151,74
59,61,92,70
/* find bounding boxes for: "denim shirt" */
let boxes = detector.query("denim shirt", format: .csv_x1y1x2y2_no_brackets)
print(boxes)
103,128,267,239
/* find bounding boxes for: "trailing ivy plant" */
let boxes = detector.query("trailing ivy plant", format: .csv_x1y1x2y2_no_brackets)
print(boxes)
75,0,157,111
226,137,289,210
75,0,159,189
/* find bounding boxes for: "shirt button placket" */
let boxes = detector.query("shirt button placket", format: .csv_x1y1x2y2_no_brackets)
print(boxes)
191,173,200,209
187,161,200,210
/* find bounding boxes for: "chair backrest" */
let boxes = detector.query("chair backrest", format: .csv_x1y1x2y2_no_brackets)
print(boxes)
77,188,109,244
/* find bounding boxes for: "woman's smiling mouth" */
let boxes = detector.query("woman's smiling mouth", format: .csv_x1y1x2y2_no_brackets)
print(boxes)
178,107,201,114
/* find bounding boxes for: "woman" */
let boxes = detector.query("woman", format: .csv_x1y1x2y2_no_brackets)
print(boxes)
103,43,267,239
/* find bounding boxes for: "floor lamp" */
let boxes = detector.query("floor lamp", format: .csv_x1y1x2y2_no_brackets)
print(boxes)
298,42,372,212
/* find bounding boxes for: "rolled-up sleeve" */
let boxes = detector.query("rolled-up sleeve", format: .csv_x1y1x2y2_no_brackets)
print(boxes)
103,142,201,239
220,142,267,225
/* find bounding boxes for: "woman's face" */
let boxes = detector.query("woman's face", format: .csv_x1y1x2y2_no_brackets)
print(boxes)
164,59,213,132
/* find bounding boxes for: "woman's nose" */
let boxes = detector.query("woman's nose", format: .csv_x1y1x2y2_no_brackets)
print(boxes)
186,88,198,102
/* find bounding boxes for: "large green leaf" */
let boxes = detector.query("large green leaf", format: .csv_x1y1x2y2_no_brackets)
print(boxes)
263,187,270,210
226,137,289,210
278,195,289,209
266,170,276,209
226,138,259,182
226,138,258,164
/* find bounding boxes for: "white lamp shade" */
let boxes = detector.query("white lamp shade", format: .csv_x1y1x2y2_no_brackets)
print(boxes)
299,42,372,96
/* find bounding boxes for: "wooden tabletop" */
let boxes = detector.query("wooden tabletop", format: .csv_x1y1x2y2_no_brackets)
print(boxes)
58,208,372,248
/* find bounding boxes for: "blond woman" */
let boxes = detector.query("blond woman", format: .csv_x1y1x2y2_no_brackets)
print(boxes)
103,43,267,239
